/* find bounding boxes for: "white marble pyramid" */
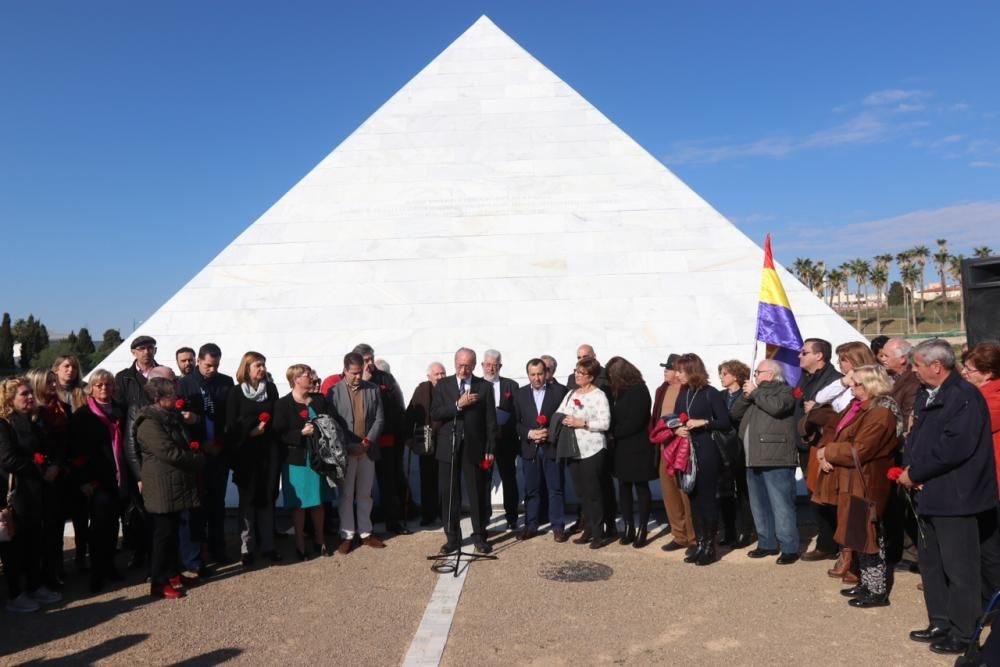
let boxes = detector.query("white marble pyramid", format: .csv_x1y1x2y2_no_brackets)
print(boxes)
97,15,862,394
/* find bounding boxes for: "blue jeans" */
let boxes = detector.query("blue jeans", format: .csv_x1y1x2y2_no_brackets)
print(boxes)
746,467,799,554
178,510,202,572
521,448,565,531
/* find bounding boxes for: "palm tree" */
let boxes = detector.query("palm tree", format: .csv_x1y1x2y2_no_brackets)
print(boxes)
850,259,871,330
792,258,814,287
949,254,966,332
874,254,894,272
902,264,922,333
869,265,888,334
895,251,913,328
827,269,846,308
809,264,827,299
934,239,949,315
911,245,930,313
974,246,993,258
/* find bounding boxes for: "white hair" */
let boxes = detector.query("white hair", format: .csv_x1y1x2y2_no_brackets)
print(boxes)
760,359,786,384
483,349,502,363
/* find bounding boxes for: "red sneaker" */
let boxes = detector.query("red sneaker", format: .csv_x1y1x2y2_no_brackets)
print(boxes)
151,583,186,599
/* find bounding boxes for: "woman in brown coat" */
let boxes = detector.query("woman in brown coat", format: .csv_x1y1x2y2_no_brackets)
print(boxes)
816,365,901,608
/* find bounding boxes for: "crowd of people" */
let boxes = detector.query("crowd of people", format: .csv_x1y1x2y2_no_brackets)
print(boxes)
1,334,999,657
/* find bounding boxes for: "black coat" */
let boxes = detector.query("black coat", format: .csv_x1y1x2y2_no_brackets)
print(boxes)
0,413,55,520
793,363,843,451
135,406,203,514
430,375,497,464
226,383,280,501
611,383,657,482
272,393,330,467
178,368,235,453
674,385,732,450
369,368,407,445
905,371,998,516
492,376,520,458
513,382,568,460
69,403,127,495
116,363,157,482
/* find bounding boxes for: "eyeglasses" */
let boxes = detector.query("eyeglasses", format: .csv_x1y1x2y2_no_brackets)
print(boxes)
753,370,772,376
964,365,982,374
574,370,591,376
798,350,816,357
91,383,112,389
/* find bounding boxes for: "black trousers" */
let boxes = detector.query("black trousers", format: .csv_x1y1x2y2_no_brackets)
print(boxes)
884,485,920,564
600,453,617,531
88,489,121,578
618,480,652,527
418,452,440,522
494,446,520,526
815,503,839,554
567,450,606,538
150,512,181,586
194,455,229,558
689,438,721,525
439,457,489,543
979,507,1000,609
375,447,403,525
2,517,43,598
919,512,988,642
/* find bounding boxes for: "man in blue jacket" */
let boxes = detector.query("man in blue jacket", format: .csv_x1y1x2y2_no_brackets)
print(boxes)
898,339,998,656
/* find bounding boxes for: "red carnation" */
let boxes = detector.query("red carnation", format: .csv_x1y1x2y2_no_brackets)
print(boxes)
189,441,201,452
678,413,689,424
258,412,271,424
72,455,87,468
379,384,387,392
299,410,309,420
887,466,904,482
793,387,803,400
175,399,187,410
479,458,493,471
536,414,548,426
33,452,46,465
504,391,512,400
573,398,583,408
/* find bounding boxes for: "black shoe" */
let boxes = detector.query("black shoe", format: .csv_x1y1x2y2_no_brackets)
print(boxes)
387,523,413,536
296,548,309,562
572,531,592,545
929,637,972,655
840,584,868,598
776,553,799,565
684,543,703,562
506,517,519,533
734,533,756,549
695,540,717,566
604,524,619,539
240,553,255,569
849,593,890,608
590,535,613,550
262,550,283,563
747,548,779,559
661,540,686,552
566,521,582,535
516,529,540,541
474,541,492,555
439,542,460,555
909,625,949,643
633,527,648,549
619,524,636,546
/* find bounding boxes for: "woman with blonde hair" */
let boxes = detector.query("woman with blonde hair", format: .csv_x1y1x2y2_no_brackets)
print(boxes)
226,351,282,567
273,364,333,560
0,378,63,612
815,365,901,608
52,355,88,413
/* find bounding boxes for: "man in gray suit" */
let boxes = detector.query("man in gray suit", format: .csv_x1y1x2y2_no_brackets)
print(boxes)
327,352,385,553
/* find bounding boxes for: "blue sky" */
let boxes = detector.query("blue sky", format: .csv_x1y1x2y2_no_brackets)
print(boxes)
2,1,998,334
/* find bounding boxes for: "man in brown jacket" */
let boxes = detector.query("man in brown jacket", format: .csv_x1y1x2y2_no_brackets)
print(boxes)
650,354,696,553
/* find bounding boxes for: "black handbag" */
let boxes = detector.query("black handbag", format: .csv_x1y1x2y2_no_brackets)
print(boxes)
549,410,581,460
711,428,741,467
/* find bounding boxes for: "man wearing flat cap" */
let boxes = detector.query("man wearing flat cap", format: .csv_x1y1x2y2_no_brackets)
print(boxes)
649,353,696,552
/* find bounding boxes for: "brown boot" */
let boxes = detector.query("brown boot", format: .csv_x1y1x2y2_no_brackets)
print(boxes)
841,570,860,584
827,549,853,578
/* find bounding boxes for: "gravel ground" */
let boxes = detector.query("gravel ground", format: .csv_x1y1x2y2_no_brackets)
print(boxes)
0,518,986,666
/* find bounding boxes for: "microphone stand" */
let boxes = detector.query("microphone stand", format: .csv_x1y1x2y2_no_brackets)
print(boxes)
427,398,497,576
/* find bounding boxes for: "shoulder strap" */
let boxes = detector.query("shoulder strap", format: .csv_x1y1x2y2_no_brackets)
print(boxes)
848,412,869,496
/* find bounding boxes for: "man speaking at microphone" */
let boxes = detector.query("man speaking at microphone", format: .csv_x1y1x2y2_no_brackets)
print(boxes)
431,347,497,556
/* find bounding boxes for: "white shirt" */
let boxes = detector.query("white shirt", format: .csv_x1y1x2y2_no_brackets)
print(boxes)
532,386,546,414
556,389,610,459
815,378,853,412
488,377,501,408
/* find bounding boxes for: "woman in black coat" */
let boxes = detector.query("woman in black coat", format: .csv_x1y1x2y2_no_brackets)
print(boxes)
69,369,127,593
0,377,63,612
673,353,732,566
226,351,282,567
606,357,656,548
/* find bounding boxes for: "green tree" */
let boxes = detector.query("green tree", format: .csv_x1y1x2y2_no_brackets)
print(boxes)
974,246,993,258
0,313,14,368
869,265,888,334
76,327,96,356
910,245,930,313
97,329,124,357
949,254,966,332
934,239,950,315
12,315,50,370
887,281,904,307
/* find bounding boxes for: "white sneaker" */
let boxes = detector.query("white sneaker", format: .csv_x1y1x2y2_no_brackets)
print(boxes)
28,586,62,604
6,593,40,613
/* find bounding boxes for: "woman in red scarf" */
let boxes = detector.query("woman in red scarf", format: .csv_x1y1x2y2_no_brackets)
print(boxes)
815,365,901,608
69,369,127,593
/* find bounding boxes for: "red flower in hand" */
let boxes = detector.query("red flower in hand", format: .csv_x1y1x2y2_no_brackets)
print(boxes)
573,398,583,408
33,452,46,465
299,410,309,420
175,399,187,410
536,414,548,426
678,413,689,424
258,412,271,424
887,466,904,481
793,387,803,400
72,455,87,468
189,441,201,452
479,458,493,471
379,384,387,392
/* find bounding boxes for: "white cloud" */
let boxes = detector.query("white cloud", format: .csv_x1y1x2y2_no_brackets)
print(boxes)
970,161,996,168
949,102,971,112
862,89,929,107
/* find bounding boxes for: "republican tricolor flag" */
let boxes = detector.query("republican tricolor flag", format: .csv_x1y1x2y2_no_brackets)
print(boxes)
756,235,804,386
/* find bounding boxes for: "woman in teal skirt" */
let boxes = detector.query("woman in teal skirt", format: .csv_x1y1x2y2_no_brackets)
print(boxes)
273,364,333,560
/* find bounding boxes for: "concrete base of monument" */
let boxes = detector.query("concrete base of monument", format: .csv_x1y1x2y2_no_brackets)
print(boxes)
2,509,962,665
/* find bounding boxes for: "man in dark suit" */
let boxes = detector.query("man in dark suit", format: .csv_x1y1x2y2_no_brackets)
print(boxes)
431,347,497,554
481,349,520,532
514,358,568,541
